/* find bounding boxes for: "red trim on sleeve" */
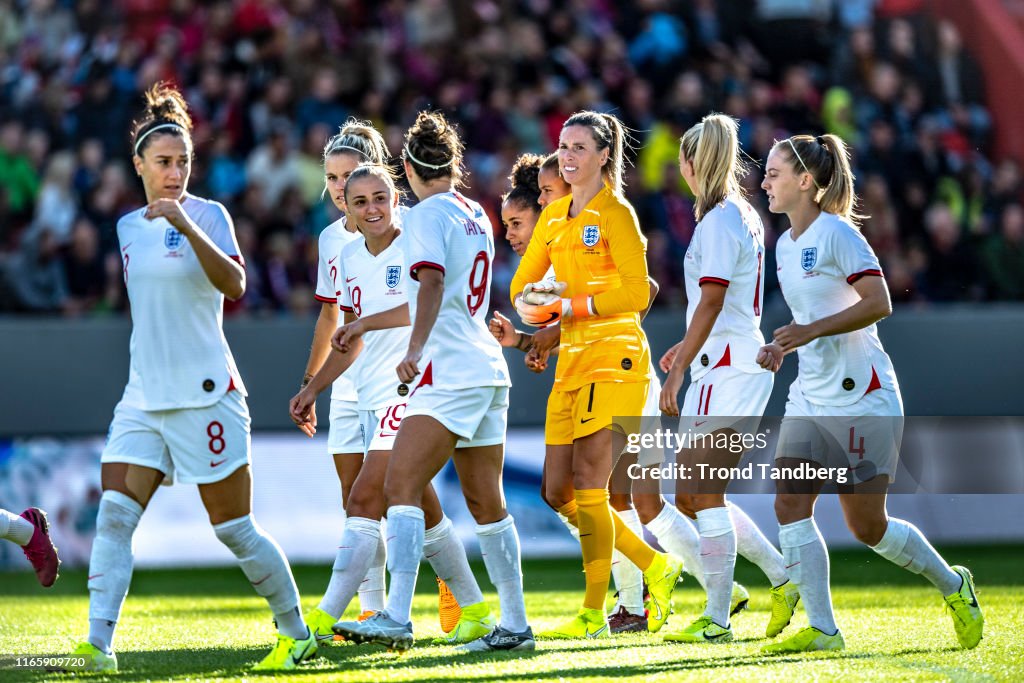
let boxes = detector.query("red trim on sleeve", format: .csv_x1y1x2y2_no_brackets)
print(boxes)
229,254,246,269
699,276,730,287
228,376,237,392
409,261,445,281
846,269,883,285
338,304,354,312
863,366,882,396
314,294,337,304
712,344,732,369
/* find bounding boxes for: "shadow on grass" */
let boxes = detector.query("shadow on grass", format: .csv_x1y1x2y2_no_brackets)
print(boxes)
1,641,959,683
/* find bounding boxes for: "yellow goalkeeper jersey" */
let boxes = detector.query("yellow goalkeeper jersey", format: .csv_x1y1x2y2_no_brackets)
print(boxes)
510,185,651,392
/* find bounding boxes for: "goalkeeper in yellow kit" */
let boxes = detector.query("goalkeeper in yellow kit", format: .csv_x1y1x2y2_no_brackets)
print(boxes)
510,111,683,638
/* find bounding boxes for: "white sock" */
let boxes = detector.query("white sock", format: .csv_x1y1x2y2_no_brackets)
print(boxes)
87,491,143,653
0,509,34,545
384,505,424,625
729,503,788,587
645,502,706,589
359,520,387,613
871,518,961,595
212,514,305,639
556,511,580,540
696,507,735,627
318,517,380,618
779,517,837,634
476,515,529,632
611,508,645,615
424,516,485,607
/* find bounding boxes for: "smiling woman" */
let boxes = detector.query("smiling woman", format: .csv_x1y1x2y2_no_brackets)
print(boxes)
65,82,317,673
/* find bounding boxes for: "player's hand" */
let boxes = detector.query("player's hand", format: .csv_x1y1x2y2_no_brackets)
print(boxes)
772,321,815,352
756,343,785,372
523,279,568,299
332,319,366,353
524,349,547,373
489,310,517,347
659,342,683,374
515,294,567,328
397,347,422,383
289,388,317,437
144,198,193,235
659,365,685,417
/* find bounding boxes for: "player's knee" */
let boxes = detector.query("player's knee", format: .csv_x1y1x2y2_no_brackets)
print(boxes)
847,514,887,546
463,489,506,524
345,488,380,519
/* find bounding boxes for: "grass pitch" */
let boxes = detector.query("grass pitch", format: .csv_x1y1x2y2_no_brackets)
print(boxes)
1,544,1021,682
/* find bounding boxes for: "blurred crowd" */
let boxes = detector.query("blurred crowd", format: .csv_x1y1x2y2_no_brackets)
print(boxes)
1,0,1022,318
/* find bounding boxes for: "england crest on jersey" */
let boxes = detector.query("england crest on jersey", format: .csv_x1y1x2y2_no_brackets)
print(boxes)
165,227,185,251
582,224,600,247
386,265,402,289
801,247,817,271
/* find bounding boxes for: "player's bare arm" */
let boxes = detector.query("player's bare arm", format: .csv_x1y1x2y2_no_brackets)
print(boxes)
332,303,410,353
145,198,245,300
773,276,892,352
397,267,443,382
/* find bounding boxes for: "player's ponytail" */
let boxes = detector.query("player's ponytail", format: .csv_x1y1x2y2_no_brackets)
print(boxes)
681,113,745,220
774,133,865,226
816,134,860,224
130,82,192,158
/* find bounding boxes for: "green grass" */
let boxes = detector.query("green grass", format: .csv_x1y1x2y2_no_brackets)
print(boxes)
1,545,1022,682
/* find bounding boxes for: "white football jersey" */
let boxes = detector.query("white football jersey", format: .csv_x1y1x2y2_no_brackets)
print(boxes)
776,211,899,406
405,191,511,390
315,216,359,403
339,230,413,410
684,195,768,379
116,193,247,411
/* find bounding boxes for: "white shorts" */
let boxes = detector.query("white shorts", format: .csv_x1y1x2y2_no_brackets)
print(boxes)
360,400,407,453
327,399,363,455
776,380,904,482
102,390,251,485
679,365,773,434
643,362,662,415
405,384,508,448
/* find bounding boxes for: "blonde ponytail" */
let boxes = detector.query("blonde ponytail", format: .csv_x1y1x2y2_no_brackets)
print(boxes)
680,113,745,220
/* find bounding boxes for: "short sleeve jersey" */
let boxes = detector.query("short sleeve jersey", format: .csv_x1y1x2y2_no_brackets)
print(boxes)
338,230,413,410
510,186,651,392
776,211,898,406
404,191,510,390
116,193,248,410
683,195,768,379
314,216,359,403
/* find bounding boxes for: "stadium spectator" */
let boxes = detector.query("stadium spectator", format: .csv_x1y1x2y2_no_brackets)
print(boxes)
0,1,1017,316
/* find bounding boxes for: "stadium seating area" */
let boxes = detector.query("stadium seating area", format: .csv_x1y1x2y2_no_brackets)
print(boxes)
1,0,1022,316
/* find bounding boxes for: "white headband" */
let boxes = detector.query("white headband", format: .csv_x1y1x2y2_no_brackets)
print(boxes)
404,145,452,170
134,123,187,156
330,144,369,158
786,138,821,190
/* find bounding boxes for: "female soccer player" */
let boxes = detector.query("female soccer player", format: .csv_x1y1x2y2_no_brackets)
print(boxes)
0,507,59,586
333,112,532,652
510,111,683,638
291,164,497,646
656,114,795,643
298,119,391,618
491,153,668,633
758,133,983,653
68,84,315,672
